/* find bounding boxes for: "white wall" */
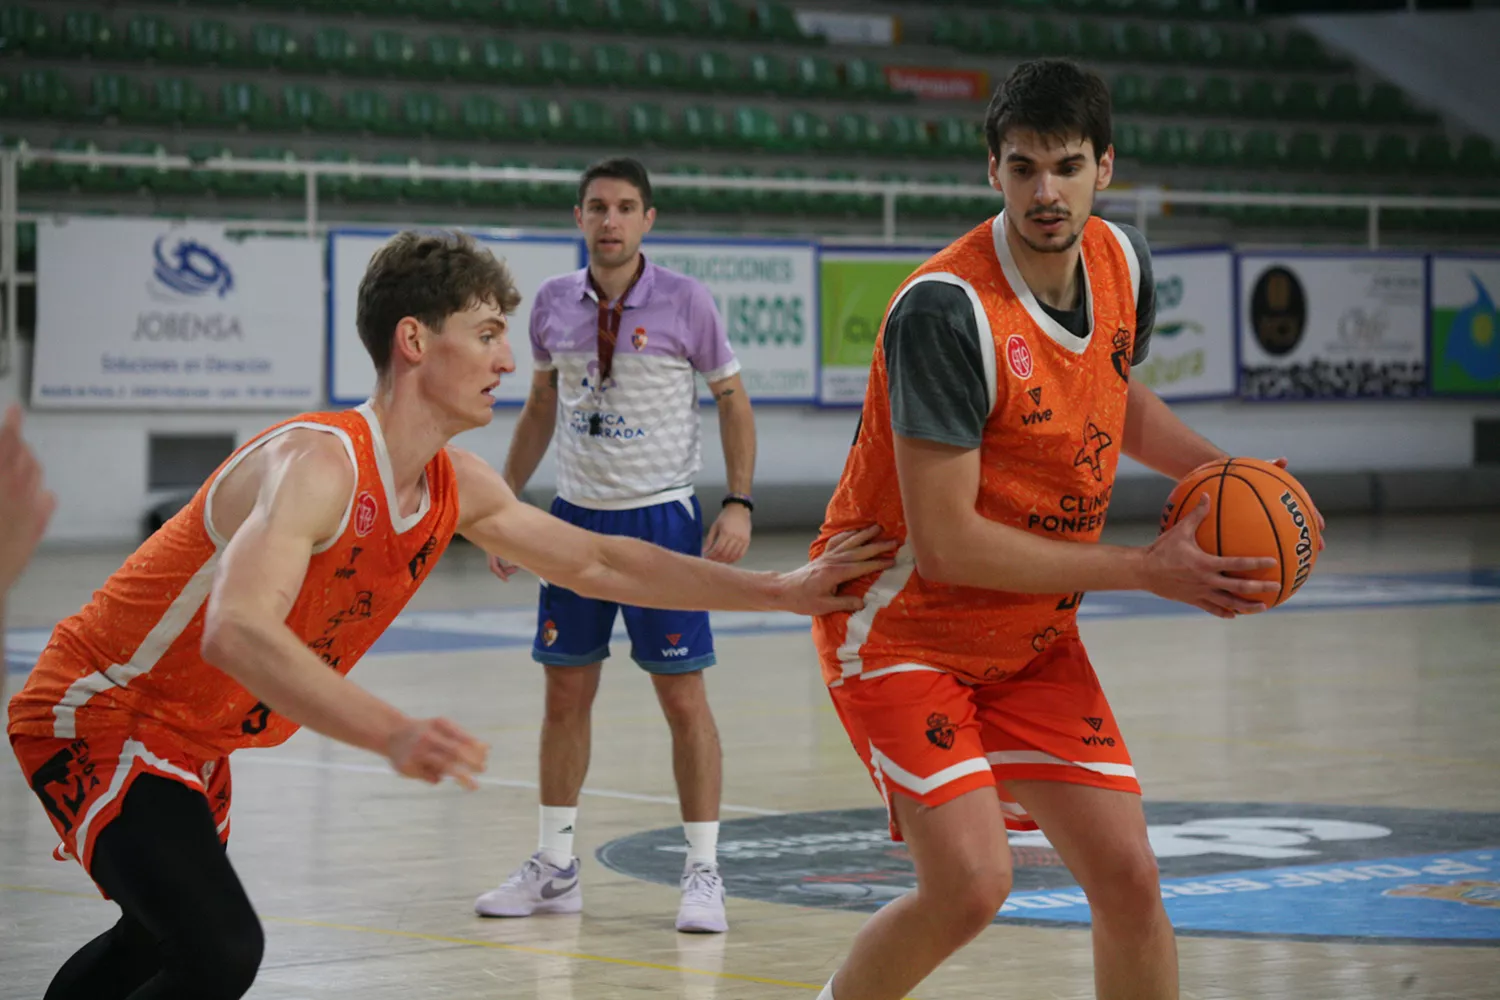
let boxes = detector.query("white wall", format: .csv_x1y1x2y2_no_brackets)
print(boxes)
9,339,1495,545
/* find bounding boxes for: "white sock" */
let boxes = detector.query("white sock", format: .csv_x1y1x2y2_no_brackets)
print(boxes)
683,821,720,868
538,805,577,868
817,978,836,1000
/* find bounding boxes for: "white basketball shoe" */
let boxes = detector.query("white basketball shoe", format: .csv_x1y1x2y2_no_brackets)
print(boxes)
474,852,582,917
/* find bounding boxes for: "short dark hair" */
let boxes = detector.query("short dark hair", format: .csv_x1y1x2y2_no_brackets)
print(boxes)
577,156,653,211
356,230,521,377
984,59,1112,163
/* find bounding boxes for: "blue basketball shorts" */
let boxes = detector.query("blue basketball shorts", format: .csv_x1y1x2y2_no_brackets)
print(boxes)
532,496,716,674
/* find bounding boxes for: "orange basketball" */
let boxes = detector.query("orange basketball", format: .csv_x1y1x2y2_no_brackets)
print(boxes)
1159,457,1321,608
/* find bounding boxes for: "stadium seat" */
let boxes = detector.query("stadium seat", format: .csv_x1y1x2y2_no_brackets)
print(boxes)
150,77,211,126
454,94,508,141
1371,133,1412,173
1239,130,1285,169
589,44,637,87
17,70,79,119
476,38,526,82
754,1,813,44
1112,74,1148,113
682,104,731,148
602,0,660,33
1279,83,1323,121
627,102,676,145
369,30,421,77
1239,79,1280,118
785,109,830,151
565,99,619,143
641,47,689,88
1151,76,1197,115
308,27,359,74
537,41,585,84
247,23,298,68
693,51,740,91
702,0,756,42
217,81,278,129
246,145,302,198
342,90,397,134
748,53,794,95
1327,132,1370,173
794,55,840,97
57,10,118,59
88,74,150,123
425,35,474,80
933,117,980,158
884,116,932,157
832,112,882,154
1285,132,1327,171
1322,82,1362,122
516,96,565,140
844,58,893,101
1199,76,1237,116
0,5,50,54
281,84,337,131
187,19,241,66
1143,126,1192,166
1413,135,1454,173
1456,136,1496,178
122,15,181,62
731,105,780,150
401,91,452,135
1196,128,1235,168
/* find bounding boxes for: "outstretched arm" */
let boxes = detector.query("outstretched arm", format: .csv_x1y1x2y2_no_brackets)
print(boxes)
451,447,892,616
201,431,487,787
0,404,56,700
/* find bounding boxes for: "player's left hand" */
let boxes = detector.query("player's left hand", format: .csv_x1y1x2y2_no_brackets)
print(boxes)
704,503,752,564
774,526,898,616
1270,457,1326,551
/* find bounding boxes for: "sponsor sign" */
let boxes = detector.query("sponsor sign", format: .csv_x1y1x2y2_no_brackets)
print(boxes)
1139,250,1236,401
817,248,931,406
33,217,323,409
885,66,991,101
1429,256,1500,396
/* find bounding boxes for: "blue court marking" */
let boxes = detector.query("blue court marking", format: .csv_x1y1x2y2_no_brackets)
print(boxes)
992,848,1500,944
7,567,1500,674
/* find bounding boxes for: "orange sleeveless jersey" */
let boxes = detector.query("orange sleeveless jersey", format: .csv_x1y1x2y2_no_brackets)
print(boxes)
8,403,460,756
813,213,1143,687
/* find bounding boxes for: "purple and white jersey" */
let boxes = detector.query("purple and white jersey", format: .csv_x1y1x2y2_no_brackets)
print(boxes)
530,258,740,510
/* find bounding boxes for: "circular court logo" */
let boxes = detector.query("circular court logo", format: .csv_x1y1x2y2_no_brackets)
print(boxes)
598,802,1500,944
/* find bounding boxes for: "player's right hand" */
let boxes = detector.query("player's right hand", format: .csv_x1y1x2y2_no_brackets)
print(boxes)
487,553,522,582
0,403,55,593
1142,494,1279,620
386,717,489,790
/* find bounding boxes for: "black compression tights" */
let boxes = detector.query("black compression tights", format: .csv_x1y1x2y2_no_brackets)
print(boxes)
44,775,264,1000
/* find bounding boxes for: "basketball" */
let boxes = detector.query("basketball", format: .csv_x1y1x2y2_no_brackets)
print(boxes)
1159,457,1321,608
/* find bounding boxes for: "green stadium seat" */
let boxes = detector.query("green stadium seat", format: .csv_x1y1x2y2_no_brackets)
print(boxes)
1239,79,1280,118
832,112,882,153
247,23,298,67
590,44,637,87
1113,123,1148,160
218,81,278,129
537,41,584,84
123,15,182,62
401,91,451,135
88,74,150,122
1112,74,1147,113
731,106,780,150
702,0,755,41
1327,132,1369,172
430,156,488,207
550,0,592,29
358,153,421,202
1143,126,1192,166
755,1,811,43
884,116,932,157
642,47,688,88
426,35,475,80
1077,21,1122,61
934,117,980,157
1199,76,1236,116
1027,18,1071,57
281,84,337,131
17,70,78,119
505,0,552,28
1413,135,1454,173
747,53,793,95
1285,132,1326,171
826,170,879,218
844,58,892,100
1234,29,1273,68
247,145,302,197
1151,76,1197,115
150,77,211,126
1196,128,1235,167
682,104,731,148
693,51,740,91
1239,129,1285,169
565,99,619,143
765,166,811,215
658,164,709,213
1366,82,1415,123
57,10,118,58
454,94,507,140
0,6,50,54
476,38,526,81
516,97,565,140
1119,23,1159,61
17,138,71,192
1187,25,1230,63
930,14,966,50
343,90,397,134
718,166,760,214
785,109,829,151
187,20,241,66
1279,30,1333,71
1279,84,1323,121
627,102,675,145
602,0,659,32
972,16,1021,55
794,54,839,97
1322,82,1362,122
308,27,359,74
1371,133,1412,173
369,30,421,77
656,0,692,35
312,150,356,200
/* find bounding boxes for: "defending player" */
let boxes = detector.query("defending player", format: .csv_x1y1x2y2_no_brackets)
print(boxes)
8,231,892,1000
810,60,1296,1000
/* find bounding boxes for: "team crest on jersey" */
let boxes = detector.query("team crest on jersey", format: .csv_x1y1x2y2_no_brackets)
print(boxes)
631,327,647,350
1111,326,1133,382
542,619,558,647
1006,334,1034,379
353,491,379,537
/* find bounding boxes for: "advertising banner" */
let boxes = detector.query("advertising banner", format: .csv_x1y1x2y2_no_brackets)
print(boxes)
647,240,819,403
326,229,579,407
1428,256,1500,396
885,66,991,102
1237,254,1427,399
793,10,897,46
1137,250,1236,401
33,217,323,409
817,248,930,406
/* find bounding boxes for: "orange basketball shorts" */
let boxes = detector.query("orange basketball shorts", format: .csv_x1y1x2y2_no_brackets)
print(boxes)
11,727,232,878
827,635,1139,840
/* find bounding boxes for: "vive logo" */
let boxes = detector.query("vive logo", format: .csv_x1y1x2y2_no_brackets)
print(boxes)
150,235,234,300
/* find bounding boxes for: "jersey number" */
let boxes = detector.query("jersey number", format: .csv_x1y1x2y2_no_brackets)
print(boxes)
241,702,273,736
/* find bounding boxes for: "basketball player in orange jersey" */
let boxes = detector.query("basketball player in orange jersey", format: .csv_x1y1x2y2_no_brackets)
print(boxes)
7,231,893,1000
810,60,1319,1000
0,403,56,702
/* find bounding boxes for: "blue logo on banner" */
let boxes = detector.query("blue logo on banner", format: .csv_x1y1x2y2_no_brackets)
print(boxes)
152,235,233,299
1446,273,1500,383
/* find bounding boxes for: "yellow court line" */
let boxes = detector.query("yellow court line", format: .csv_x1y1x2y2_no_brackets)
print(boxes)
0,883,825,992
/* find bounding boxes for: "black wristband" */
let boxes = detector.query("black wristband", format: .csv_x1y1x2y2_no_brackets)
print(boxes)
722,493,754,513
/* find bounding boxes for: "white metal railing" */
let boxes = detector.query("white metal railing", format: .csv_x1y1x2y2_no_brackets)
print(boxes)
4,147,1499,374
